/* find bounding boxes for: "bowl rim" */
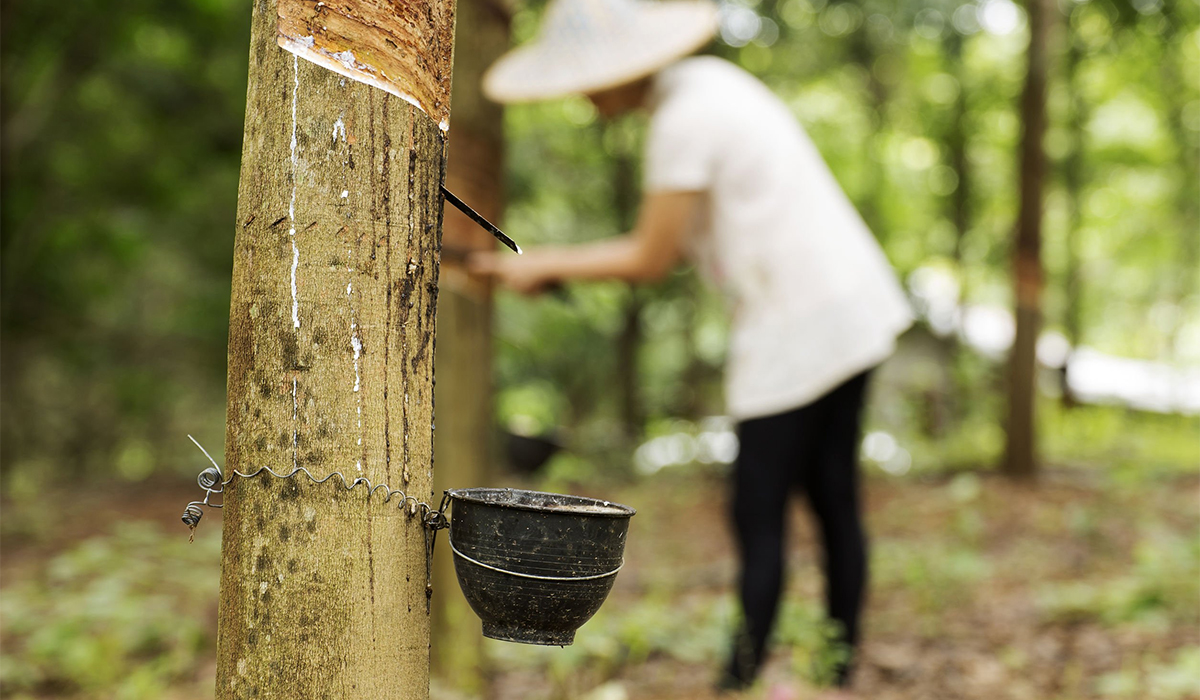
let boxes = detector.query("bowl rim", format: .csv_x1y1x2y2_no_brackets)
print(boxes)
446,487,636,518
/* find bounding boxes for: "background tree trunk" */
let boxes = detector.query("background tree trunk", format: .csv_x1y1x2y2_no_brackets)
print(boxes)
430,0,508,689
1158,0,1200,365
848,22,889,237
610,124,644,445
1060,9,1086,408
616,289,644,443
946,31,972,269
1003,0,1051,479
936,28,973,438
216,0,451,696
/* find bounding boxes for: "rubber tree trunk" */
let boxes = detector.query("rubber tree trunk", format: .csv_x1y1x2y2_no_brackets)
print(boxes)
848,22,888,237
610,131,643,444
215,0,452,696
945,31,974,432
946,31,972,267
1060,12,1086,408
1158,2,1200,364
1003,0,1051,479
616,290,644,443
429,0,507,689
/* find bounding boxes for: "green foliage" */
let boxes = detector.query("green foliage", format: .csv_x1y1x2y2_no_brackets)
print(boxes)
773,600,853,687
486,593,723,674
1037,527,1200,627
873,535,992,616
1041,402,1200,477
861,387,1200,477
1,471,1194,698
0,524,220,698
485,591,847,690
1,0,1196,495
1096,647,1200,699
1,0,246,482
493,0,1200,473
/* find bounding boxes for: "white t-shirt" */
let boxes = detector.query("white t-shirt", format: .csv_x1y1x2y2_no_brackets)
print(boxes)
645,56,913,420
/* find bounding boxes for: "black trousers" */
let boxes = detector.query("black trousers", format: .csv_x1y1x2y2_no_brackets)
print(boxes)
727,370,870,687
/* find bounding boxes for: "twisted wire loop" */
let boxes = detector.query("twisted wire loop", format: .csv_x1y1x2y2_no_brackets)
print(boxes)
180,435,450,536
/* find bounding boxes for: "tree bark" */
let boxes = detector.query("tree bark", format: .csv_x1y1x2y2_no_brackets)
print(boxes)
429,0,508,689
1158,0,1200,364
616,290,644,442
941,29,973,432
1060,12,1086,408
1003,0,1051,479
609,124,644,444
946,31,972,267
848,23,888,237
215,0,451,697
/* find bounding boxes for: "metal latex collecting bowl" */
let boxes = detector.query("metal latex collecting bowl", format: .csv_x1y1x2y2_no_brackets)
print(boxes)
445,487,636,646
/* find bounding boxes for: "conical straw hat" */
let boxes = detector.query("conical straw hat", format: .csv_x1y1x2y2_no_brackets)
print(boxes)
483,0,718,103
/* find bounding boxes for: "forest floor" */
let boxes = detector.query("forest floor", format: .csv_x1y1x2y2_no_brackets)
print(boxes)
1,466,1198,700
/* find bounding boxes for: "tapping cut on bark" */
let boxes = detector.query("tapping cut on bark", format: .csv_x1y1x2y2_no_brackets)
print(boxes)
278,0,456,130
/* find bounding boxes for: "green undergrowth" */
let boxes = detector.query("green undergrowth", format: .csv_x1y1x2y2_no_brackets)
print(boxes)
0,523,220,700
1036,526,1200,629
2,453,1196,700
1040,403,1200,478
1095,647,1200,700
889,399,1198,478
485,592,848,694
857,343,1200,477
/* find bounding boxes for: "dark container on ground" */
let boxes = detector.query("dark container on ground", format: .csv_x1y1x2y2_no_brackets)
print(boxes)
503,431,562,475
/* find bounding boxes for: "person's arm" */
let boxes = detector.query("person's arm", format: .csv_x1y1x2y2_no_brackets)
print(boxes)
470,190,702,294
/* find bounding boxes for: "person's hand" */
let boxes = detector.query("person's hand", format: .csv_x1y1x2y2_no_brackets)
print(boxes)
469,250,557,295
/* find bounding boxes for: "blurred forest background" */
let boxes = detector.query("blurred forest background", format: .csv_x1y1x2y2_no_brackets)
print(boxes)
1,0,1198,697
